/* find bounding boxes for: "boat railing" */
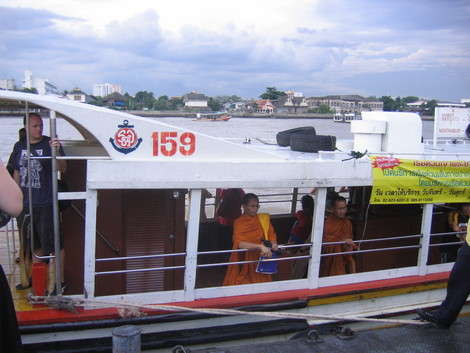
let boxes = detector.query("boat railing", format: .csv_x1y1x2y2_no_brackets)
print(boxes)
94,230,458,279
95,265,186,276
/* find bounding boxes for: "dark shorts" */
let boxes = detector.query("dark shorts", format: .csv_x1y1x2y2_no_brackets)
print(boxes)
18,205,62,256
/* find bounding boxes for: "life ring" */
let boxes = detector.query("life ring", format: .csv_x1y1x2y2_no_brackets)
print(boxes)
276,126,316,147
290,134,336,153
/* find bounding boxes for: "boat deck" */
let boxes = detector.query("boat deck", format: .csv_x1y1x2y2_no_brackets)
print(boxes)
191,313,470,353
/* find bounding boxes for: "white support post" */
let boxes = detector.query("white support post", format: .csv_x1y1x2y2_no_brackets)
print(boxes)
307,187,327,288
83,189,98,298
418,203,433,276
184,189,201,301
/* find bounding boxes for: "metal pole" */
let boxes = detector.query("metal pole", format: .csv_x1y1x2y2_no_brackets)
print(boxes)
418,204,433,275
49,110,62,295
308,187,327,288
112,325,141,353
183,189,201,301
24,103,36,257
290,187,298,214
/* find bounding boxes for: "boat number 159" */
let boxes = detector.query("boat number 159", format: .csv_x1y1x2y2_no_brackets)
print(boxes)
152,132,196,156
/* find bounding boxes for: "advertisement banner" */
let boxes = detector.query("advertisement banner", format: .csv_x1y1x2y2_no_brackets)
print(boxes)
370,157,470,204
434,107,470,139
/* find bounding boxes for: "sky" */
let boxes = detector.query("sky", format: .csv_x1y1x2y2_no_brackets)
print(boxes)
1,0,469,100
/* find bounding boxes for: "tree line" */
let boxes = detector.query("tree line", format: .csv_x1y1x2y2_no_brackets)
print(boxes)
17,86,445,115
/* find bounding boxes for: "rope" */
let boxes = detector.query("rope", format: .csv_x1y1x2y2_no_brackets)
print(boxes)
28,295,426,326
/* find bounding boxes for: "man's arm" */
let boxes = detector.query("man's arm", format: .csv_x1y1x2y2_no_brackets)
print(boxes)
57,159,67,174
0,161,23,217
50,138,67,173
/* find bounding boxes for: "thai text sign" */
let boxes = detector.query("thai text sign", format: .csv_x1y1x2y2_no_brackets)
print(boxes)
370,157,470,204
434,107,470,139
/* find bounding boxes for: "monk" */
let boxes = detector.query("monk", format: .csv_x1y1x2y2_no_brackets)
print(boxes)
320,196,357,276
223,193,278,286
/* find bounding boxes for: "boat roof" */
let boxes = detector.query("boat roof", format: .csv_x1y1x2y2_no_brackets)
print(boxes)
1,91,469,189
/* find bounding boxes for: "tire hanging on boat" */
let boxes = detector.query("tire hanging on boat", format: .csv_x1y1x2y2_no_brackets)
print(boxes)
466,124,470,139
276,126,316,147
290,134,336,153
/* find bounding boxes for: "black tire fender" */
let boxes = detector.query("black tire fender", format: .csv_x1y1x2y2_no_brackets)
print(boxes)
276,126,316,147
290,134,336,153
466,123,470,139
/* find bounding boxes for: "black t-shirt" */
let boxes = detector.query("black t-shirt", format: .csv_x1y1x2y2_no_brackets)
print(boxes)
11,136,64,207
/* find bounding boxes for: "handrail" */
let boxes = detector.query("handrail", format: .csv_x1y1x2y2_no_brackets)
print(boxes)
197,243,311,256
95,265,186,276
97,252,186,262
320,244,421,257
430,231,464,237
197,255,311,269
429,240,464,247
323,234,422,246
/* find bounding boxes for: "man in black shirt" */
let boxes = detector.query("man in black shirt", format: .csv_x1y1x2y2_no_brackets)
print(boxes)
11,113,66,294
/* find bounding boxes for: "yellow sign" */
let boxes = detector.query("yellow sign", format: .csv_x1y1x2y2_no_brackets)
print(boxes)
370,157,470,204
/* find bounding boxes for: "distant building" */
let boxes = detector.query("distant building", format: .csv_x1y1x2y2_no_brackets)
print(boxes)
93,83,124,97
0,78,15,90
436,101,466,108
255,99,275,113
66,87,94,103
103,92,127,109
276,91,308,113
460,98,470,105
306,95,383,113
406,100,427,111
223,101,245,112
183,92,208,110
23,70,59,95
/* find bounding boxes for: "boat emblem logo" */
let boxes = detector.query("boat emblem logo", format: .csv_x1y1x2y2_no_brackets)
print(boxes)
109,120,143,154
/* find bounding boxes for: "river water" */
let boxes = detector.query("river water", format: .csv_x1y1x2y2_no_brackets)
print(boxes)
0,116,434,163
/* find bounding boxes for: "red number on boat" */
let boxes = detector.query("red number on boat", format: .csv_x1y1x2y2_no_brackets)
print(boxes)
152,132,196,156
179,132,196,156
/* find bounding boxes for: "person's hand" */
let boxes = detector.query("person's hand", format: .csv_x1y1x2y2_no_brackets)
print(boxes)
344,238,357,251
50,138,61,148
259,244,272,258
271,243,279,252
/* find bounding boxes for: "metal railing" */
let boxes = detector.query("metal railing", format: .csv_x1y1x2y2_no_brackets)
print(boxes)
90,230,459,279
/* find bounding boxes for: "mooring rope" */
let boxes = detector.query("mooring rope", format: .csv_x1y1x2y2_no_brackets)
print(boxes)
28,295,425,326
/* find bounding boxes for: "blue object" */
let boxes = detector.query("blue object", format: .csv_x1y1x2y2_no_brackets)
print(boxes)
256,252,280,274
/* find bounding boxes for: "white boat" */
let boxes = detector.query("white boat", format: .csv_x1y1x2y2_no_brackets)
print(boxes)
1,91,469,352
194,112,231,121
334,112,361,123
333,113,344,122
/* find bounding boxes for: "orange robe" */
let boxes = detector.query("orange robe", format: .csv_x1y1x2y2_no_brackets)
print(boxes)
320,214,355,276
223,214,277,286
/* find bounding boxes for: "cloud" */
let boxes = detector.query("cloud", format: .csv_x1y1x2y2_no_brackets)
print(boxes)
0,1,469,100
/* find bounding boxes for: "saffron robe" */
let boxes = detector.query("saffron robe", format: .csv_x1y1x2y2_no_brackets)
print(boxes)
320,214,355,276
223,214,277,286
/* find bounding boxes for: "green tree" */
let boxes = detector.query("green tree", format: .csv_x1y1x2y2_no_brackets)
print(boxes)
153,95,169,110
89,96,105,107
21,87,38,94
381,96,396,111
168,97,183,110
403,96,419,104
423,99,437,115
208,97,222,111
135,91,155,109
260,87,286,100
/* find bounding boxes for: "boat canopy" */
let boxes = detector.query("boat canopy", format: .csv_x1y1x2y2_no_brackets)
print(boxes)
1,91,469,189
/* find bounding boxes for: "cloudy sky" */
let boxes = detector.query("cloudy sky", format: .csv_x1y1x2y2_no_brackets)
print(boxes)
1,0,469,100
